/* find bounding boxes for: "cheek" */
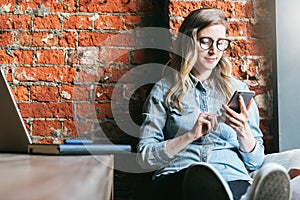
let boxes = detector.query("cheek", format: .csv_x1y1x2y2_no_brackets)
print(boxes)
217,52,224,61
196,48,207,58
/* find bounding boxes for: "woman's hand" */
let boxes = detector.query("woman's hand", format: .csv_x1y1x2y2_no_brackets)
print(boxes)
166,112,218,157
187,112,219,141
221,95,256,152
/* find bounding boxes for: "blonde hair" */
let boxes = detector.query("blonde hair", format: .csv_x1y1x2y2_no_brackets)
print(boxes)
164,8,236,110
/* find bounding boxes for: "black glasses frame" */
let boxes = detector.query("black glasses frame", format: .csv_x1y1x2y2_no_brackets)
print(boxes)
198,37,231,51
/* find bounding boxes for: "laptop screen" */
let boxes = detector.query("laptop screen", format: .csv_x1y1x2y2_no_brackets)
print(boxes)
0,69,32,153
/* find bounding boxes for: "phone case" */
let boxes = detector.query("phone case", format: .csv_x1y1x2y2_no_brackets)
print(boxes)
227,90,255,113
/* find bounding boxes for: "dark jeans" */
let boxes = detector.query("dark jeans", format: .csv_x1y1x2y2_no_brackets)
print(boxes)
137,168,250,200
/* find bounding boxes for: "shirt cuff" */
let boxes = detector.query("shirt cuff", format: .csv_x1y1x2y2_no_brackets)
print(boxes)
239,141,264,170
161,140,175,160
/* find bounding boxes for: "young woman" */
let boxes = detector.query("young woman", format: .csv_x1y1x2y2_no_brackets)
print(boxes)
137,8,290,200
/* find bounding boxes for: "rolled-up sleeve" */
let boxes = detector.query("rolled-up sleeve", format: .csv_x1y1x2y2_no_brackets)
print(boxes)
239,100,265,171
136,81,175,170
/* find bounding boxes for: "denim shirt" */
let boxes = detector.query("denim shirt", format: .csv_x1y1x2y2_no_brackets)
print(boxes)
137,74,265,182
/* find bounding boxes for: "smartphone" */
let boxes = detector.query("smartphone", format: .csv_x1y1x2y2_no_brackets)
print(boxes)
227,90,255,113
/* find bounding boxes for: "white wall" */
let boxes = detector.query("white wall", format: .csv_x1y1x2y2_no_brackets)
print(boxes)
276,0,300,151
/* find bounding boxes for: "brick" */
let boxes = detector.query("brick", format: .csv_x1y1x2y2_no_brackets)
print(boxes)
4,67,13,82
95,15,123,30
32,120,61,136
69,118,94,136
60,84,91,101
231,58,258,79
170,19,183,32
95,85,114,101
124,15,142,30
201,1,233,18
64,15,92,29
71,48,100,66
108,33,135,47
131,49,151,64
17,1,47,11
78,32,114,47
79,0,118,12
59,32,76,47
18,0,76,12
15,67,76,82
66,50,81,66
76,66,130,83
75,67,105,83
228,21,248,37
63,120,79,137
13,50,34,65
75,102,96,118
31,86,59,102
230,39,271,57
35,138,55,144
11,86,29,101
18,32,48,47
60,84,73,100
34,14,62,29
36,50,64,65
0,50,13,64
18,32,76,47
95,103,113,118
99,48,129,64
0,1,16,12
49,0,76,12
231,59,244,78
119,0,137,13
169,1,201,18
79,0,137,13
19,102,73,118
0,32,14,46
79,32,135,47
0,14,31,29
99,66,131,83
247,20,272,39
234,2,253,18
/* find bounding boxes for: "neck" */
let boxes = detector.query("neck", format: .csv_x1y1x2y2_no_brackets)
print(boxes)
191,68,212,83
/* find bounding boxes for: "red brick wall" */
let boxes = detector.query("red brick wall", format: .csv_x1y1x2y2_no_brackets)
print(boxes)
0,0,147,144
0,0,275,199
0,0,276,150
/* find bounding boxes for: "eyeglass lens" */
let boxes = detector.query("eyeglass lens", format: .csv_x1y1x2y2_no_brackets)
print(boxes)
199,37,230,51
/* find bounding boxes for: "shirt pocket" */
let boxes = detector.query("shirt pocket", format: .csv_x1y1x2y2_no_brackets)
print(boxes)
165,106,198,139
218,123,237,141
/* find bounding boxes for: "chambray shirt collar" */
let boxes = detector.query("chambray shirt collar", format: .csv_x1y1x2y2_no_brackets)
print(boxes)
189,73,209,91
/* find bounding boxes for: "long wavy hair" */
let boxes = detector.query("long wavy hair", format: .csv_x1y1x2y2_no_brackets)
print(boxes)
164,8,236,110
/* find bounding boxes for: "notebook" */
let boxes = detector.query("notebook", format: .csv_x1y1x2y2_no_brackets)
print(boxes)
0,69,131,155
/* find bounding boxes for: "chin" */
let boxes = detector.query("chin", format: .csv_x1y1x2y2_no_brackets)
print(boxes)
205,63,218,70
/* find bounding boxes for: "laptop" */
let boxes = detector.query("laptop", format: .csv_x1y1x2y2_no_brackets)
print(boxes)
0,69,131,155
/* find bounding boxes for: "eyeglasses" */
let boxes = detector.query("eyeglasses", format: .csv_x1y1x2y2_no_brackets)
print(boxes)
198,37,231,51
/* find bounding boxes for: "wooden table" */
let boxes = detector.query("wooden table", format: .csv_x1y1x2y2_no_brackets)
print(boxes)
0,154,114,200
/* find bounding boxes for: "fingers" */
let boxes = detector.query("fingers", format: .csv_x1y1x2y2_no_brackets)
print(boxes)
220,106,240,127
221,101,249,133
198,113,218,131
239,95,252,114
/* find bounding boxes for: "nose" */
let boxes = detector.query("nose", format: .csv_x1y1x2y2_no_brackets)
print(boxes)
208,43,217,54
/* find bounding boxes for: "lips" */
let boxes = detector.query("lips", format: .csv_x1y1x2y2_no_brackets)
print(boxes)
205,57,217,62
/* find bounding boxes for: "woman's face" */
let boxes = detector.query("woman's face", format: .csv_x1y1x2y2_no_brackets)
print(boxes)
193,24,227,76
